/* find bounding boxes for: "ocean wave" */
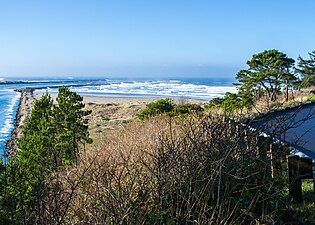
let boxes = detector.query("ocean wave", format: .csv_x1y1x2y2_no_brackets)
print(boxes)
69,81,237,100
0,89,15,92
0,93,21,135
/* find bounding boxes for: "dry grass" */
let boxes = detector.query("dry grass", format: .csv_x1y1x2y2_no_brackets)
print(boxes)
20,94,315,224
85,102,145,148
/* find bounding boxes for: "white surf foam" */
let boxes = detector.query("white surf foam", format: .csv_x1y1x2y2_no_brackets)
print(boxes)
70,80,237,100
0,92,21,135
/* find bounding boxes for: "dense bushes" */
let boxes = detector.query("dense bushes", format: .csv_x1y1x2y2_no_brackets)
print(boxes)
173,103,203,114
23,116,291,224
138,98,203,119
137,98,174,119
205,91,255,114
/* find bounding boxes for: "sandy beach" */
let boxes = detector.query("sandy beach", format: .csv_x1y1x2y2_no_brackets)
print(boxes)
33,91,206,105
12,90,204,148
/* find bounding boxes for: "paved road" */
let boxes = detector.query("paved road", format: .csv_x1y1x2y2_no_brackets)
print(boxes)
253,103,315,159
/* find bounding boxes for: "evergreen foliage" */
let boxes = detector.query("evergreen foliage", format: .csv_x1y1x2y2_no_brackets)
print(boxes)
138,98,203,119
173,103,203,114
296,51,315,88
205,97,223,108
53,87,92,165
236,49,296,102
137,98,174,119
205,92,253,113
0,87,92,225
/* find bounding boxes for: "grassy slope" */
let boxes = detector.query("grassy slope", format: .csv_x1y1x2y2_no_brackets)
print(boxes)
84,99,315,224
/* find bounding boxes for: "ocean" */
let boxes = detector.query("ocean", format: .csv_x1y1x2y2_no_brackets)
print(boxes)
0,77,236,156
0,90,20,155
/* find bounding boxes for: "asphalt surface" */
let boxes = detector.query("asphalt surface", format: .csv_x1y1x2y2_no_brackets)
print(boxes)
253,103,315,159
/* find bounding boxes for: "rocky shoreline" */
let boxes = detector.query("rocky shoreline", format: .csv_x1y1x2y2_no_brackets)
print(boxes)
5,88,35,156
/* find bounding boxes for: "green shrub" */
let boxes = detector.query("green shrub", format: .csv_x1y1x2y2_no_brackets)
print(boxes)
173,103,203,114
138,99,204,119
138,98,174,120
220,92,243,112
306,94,315,102
205,92,253,113
204,97,223,109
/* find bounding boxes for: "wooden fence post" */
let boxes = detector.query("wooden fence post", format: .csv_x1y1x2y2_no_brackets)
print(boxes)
256,136,272,178
270,143,282,178
288,155,303,202
281,146,291,162
299,157,314,195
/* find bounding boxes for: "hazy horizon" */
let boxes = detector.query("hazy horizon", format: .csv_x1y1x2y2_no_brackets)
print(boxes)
1,65,240,80
1,73,237,83
1,0,314,77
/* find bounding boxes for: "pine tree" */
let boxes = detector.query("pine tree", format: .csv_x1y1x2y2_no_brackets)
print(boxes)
236,49,296,102
296,51,315,88
52,87,92,165
0,94,55,224
0,88,92,224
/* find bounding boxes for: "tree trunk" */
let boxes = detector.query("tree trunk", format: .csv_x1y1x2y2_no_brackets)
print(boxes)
285,79,289,102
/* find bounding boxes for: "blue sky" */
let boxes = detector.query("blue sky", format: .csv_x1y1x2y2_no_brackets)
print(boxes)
0,0,314,78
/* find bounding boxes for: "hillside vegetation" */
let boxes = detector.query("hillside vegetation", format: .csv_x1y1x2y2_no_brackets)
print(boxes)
0,49,315,224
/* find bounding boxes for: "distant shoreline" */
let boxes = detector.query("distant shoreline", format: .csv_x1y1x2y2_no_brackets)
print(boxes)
0,78,236,103
34,91,207,105
5,89,205,157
